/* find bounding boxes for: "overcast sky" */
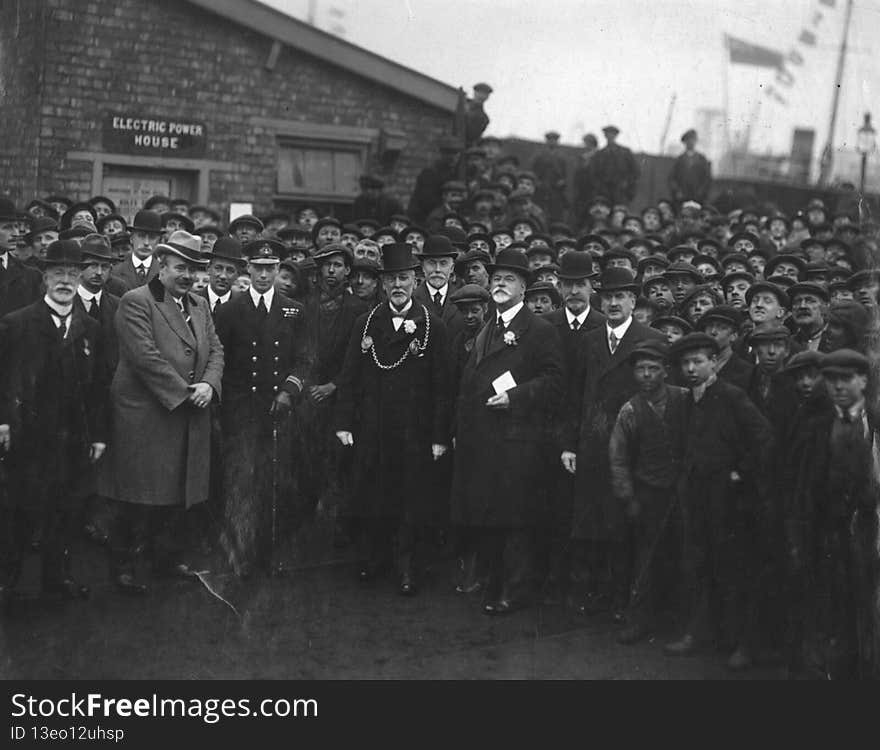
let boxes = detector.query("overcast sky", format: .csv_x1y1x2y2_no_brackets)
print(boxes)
263,0,878,163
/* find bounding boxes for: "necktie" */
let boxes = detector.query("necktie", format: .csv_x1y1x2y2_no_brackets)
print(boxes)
257,295,268,320
176,298,195,334
571,319,580,332
609,331,619,354
433,291,442,307
136,264,146,281
54,312,70,341
87,297,100,320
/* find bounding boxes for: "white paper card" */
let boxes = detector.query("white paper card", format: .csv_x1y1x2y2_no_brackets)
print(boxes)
492,370,517,395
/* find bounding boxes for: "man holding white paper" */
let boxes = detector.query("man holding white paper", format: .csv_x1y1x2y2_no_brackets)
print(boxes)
450,248,564,615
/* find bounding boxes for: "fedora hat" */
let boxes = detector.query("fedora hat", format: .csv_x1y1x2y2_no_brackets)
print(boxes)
41,239,85,267
129,209,163,234
80,233,114,262
209,237,246,266
381,242,420,273
557,250,598,280
155,230,209,265
23,216,58,244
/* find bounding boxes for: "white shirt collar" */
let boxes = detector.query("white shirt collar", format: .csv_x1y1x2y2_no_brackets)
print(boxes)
497,300,524,327
249,286,274,310
389,299,413,317
607,316,633,340
44,293,72,317
132,254,152,269
426,282,449,303
565,306,591,327
0,251,7,269
77,286,101,304
208,286,231,306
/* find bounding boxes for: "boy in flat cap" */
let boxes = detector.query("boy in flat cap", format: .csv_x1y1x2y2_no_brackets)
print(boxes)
782,350,879,678
664,333,773,671
609,341,689,644
696,305,753,390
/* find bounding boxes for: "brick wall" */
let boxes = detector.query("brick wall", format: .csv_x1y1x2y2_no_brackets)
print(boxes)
0,0,47,202
7,0,454,216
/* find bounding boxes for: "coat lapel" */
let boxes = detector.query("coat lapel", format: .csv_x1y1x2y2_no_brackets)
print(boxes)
599,320,640,377
477,305,531,368
156,293,196,347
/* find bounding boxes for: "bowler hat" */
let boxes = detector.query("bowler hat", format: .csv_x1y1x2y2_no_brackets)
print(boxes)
190,205,222,224
680,129,697,143
41,239,85,267
88,195,116,213
243,239,284,265
143,194,170,211
229,214,265,234
156,230,209,265
557,251,598,280
473,82,493,94
467,233,496,254
129,209,163,234
194,223,223,238
24,199,58,220
23,216,58,244
44,194,73,210
577,234,610,252
96,213,128,233
418,235,458,259
381,242,420,272
489,247,531,280
669,332,719,359
209,237,246,265
597,267,640,294
80,234,114,262
435,226,468,250
450,283,491,305
728,231,761,248
821,348,869,376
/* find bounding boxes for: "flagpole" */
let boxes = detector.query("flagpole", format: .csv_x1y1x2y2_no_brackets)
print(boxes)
818,0,855,185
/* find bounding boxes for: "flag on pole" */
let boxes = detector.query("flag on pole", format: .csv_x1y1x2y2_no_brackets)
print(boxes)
725,34,786,69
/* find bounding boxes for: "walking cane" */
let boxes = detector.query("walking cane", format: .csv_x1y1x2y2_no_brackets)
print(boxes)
270,414,282,577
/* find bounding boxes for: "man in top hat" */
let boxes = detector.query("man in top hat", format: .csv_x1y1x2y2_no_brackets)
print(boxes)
0,199,43,318
213,238,309,577
532,131,569,223
100,230,223,594
465,83,492,147
450,248,564,613
408,137,462,224
0,240,110,608
590,125,640,206
296,243,367,524
198,236,246,319
782,349,880,678
562,265,667,616
664,332,773,670
352,174,405,227
110,209,163,291
413,234,466,343
669,129,712,205
335,242,452,595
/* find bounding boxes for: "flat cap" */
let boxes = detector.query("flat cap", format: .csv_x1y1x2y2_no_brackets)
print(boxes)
669,332,719,358
821,348,870,376
450,283,491,305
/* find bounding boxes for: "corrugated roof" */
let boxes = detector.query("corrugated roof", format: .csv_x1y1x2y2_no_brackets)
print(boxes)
185,0,460,113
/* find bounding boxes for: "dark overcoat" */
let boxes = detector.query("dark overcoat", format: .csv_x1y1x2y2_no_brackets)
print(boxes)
563,319,666,540
0,301,110,506
450,305,564,528
335,302,451,523
414,281,466,345
0,254,42,318
100,277,223,507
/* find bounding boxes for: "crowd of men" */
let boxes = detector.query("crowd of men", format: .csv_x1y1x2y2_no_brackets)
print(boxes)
1,123,879,681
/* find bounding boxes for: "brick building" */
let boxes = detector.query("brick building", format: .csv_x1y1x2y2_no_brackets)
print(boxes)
0,0,461,222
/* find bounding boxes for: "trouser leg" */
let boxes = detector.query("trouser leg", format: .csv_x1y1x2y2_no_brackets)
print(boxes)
501,528,534,602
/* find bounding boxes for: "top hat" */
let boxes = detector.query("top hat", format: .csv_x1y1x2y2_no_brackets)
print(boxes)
130,209,164,234
155,230,209,265
381,242,420,272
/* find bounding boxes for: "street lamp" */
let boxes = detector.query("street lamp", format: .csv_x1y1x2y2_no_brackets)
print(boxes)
857,112,876,194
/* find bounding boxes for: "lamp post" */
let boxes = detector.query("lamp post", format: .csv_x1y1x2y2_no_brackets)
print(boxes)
857,112,876,194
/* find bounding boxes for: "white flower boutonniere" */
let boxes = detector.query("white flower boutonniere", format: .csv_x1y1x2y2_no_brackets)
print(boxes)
82,339,91,357
503,330,517,346
403,319,417,335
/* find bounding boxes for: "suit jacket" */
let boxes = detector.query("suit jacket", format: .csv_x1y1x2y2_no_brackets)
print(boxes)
563,318,667,540
0,300,110,503
717,350,754,392
414,282,466,345
544,306,606,378
101,277,224,507
109,253,159,292
450,305,564,527
74,290,121,373
196,286,239,321
0,253,43,318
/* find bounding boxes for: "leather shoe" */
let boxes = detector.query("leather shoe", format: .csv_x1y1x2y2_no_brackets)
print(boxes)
115,573,148,596
664,634,698,656
398,574,417,597
616,622,651,645
484,597,528,616
727,645,753,671
44,579,90,600
455,579,483,594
